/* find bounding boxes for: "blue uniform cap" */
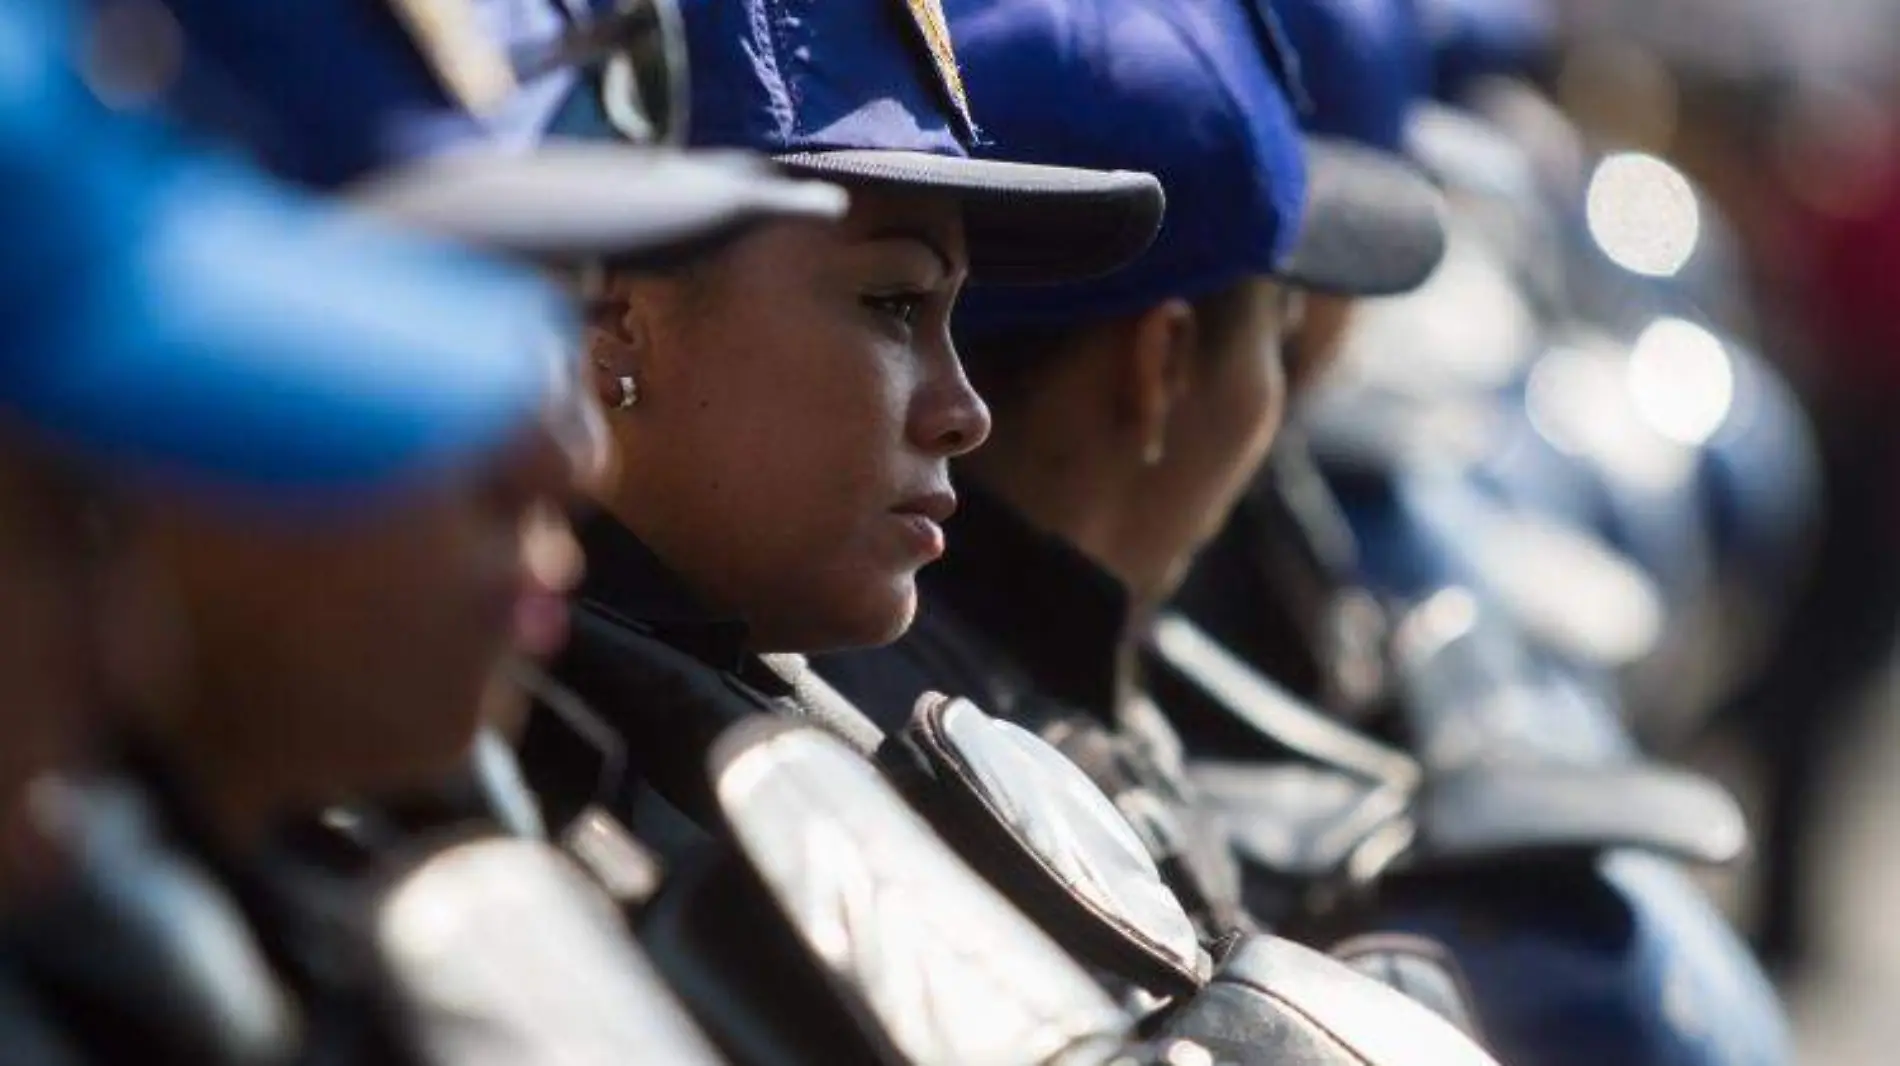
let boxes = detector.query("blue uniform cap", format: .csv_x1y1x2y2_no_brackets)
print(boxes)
169,0,1156,282
667,0,1165,284
149,0,848,261
157,0,1155,282
1272,0,1431,154
150,0,480,189
1,0,567,499
951,0,1448,339
1418,0,1555,97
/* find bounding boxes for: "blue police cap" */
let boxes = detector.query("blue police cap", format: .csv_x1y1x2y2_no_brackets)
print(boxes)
1418,0,1555,97
1272,0,1431,154
149,0,847,262
949,0,1448,339
0,0,568,499
671,0,1165,284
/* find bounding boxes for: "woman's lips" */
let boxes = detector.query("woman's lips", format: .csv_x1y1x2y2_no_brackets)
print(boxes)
892,512,947,561
892,489,956,561
896,489,958,524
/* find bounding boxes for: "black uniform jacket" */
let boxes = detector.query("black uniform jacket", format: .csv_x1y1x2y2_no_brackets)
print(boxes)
520,514,821,856
815,483,1255,938
1,743,409,1066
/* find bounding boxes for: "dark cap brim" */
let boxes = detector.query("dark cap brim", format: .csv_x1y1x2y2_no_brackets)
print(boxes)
347,142,849,265
1280,138,1449,297
775,149,1164,286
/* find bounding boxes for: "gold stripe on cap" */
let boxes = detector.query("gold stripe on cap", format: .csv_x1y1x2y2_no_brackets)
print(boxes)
386,0,518,113
902,0,975,134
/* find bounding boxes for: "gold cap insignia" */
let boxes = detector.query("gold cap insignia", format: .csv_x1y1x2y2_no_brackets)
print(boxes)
900,0,976,138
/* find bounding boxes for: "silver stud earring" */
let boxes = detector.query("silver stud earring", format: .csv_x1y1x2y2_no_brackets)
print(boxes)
595,359,639,410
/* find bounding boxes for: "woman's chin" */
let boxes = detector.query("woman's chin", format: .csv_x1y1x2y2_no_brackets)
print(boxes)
856,590,919,649
849,575,919,647
757,577,917,655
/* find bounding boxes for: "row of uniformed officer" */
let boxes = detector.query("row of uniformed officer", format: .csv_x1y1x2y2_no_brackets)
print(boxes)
0,0,1567,1062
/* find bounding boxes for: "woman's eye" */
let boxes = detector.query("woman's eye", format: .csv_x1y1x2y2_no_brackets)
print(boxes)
863,291,927,328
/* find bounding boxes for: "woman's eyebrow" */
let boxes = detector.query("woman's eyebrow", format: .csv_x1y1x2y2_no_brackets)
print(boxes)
860,227,961,282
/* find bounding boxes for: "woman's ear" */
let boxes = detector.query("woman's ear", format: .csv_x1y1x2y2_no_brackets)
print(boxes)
584,277,655,412
1123,298,1200,467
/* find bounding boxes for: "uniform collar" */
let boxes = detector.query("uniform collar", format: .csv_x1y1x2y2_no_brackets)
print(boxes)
921,480,1133,717
575,512,754,673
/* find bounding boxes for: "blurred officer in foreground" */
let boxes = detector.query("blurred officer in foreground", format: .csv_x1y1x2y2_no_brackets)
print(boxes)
0,0,571,877
814,0,1444,943
0,9,584,1064
0,1,852,1062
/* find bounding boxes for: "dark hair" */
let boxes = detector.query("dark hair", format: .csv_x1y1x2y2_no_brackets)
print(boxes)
955,279,1263,411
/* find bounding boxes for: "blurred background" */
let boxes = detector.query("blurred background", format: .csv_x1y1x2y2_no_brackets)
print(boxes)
1490,2,1900,1060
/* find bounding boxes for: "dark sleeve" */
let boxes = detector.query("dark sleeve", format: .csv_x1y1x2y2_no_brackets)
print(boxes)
0,969,84,1066
810,645,937,735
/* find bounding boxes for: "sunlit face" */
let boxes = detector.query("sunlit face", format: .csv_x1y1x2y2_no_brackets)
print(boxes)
591,187,992,652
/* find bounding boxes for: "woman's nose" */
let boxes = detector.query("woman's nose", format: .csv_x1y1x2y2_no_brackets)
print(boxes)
912,351,993,459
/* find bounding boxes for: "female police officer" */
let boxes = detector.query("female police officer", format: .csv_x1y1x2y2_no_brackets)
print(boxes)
517,0,1165,840
812,0,1445,939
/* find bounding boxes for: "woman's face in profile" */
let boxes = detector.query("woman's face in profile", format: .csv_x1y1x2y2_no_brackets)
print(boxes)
593,187,992,653
132,418,586,825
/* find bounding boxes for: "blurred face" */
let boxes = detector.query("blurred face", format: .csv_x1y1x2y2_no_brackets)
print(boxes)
139,421,585,824
1127,278,1297,609
591,188,990,652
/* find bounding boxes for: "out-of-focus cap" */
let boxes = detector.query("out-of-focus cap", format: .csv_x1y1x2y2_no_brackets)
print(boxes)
1,0,574,499
145,0,847,263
